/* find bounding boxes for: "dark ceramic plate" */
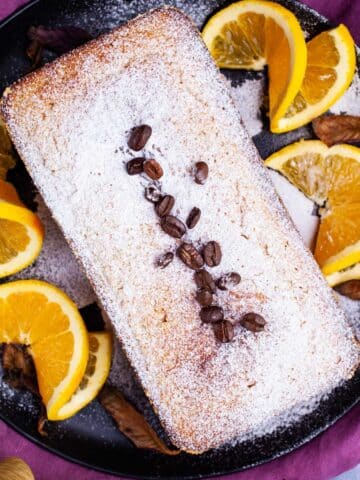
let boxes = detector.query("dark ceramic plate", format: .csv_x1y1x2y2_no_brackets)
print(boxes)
0,0,359,478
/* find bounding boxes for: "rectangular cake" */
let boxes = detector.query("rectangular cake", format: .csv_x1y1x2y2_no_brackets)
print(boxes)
1,7,358,453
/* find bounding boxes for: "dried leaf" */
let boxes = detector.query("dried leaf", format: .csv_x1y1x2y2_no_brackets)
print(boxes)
99,386,179,455
37,403,48,437
1,344,48,435
334,279,360,300
0,153,16,180
2,344,39,396
0,119,13,154
313,115,360,146
28,25,92,55
26,39,44,69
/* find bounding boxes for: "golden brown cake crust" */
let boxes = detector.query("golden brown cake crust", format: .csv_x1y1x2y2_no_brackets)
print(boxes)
1,7,358,453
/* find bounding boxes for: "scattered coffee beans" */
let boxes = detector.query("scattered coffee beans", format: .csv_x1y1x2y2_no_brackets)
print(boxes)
156,252,174,269
145,183,162,203
213,320,234,343
217,272,241,291
177,243,204,270
203,241,222,267
126,157,145,175
155,195,175,217
186,207,201,229
200,305,224,323
196,289,213,306
161,215,186,239
128,124,152,151
194,269,216,293
194,161,209,185
125,128,255,347
240,312,266,332
144,159,163,180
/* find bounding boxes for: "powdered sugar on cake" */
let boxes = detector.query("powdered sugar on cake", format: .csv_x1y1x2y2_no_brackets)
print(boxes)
2,8,359,452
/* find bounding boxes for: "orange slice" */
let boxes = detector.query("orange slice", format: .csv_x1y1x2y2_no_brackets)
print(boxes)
202,0,307,129
0,280,89,419
265,140,360,275
54,332,112,420
0,179,44,278
276,24,356,132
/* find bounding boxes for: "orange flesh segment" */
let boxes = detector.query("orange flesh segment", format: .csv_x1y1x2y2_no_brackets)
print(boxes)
280,149,360,268
265,17,291,118
0,286,88,410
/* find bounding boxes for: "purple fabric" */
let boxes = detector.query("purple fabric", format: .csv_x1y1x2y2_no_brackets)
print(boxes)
0,1,359,479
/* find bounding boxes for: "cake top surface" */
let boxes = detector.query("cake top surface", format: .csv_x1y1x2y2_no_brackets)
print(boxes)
2,7,359,452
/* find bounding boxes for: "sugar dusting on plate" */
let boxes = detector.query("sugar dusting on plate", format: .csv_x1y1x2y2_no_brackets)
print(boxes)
10,194,95,307
230,77,265,137
331,72,360,116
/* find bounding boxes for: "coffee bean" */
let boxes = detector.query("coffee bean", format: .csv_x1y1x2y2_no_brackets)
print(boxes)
128,124,152,151
194,161,209,185
196,289,213,306
177,243,204,270
156,252,174,269
217,272,241,291
126,157,145,175
203,241,222,267
239,313,266,332
334,280,360,300
144,159,163,180
155,195,175,217
200,305,224,323
213,320,234,343
194,269,216,293
186,207,201,229
161,215,186,239
145,183,162,203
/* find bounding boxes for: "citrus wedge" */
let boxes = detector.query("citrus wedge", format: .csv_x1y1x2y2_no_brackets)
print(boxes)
275,24,356,132
54,332,112,420
0,280,89,419
326,262,360,288
0,179,44,278
202,0,307,128
265,140,360,275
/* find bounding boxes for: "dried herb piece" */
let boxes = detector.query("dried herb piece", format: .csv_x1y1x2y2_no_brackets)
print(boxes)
334,279,360,300
0,153,16,180
27,25,92,55
37,403,48,437
2,344,38,395
26,39,44,69
99,386,179,455
1,344,48,436
313,115,360,146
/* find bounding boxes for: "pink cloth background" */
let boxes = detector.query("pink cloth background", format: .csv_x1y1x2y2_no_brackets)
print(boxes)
0,1,359,479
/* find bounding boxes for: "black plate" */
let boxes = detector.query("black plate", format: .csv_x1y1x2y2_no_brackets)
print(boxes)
0,1,359,478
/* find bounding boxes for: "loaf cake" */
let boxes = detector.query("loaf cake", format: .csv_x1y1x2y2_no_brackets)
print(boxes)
1,7,358,453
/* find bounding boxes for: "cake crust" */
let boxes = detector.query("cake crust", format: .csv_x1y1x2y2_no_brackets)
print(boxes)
1,7,358,453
